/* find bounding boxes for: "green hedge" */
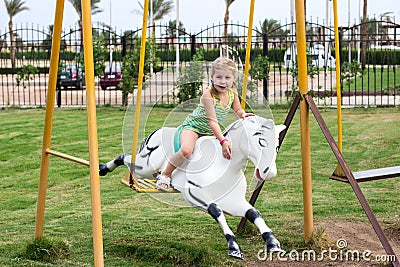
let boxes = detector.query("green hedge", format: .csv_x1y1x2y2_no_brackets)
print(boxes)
154,48,286,63
0,51,74,61
0,67,50,75
1,48,399,65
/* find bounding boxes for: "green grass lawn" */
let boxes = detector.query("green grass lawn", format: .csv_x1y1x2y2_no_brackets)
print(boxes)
0,106,399,266
342,67,400,92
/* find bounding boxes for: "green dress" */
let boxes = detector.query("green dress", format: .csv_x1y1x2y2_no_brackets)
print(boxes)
181,88,235,135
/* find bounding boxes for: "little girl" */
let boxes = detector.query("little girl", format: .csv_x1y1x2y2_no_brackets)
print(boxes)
156,57,253,190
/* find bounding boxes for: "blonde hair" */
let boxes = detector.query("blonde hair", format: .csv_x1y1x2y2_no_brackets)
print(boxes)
210,57,237,95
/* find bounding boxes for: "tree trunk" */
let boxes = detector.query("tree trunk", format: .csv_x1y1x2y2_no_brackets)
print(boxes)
79,20,84,53
122,91,129,106
360,0,368,69
8,20,16,69
223,7,229,43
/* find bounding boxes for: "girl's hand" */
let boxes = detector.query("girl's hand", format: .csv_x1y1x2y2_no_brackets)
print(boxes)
241,112,255,119
221,140,232,159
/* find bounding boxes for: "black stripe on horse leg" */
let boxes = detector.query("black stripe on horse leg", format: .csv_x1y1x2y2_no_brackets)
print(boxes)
245,208,262,224
114,154,127,165
262,231,282,252
99,154,127,176
99,164,110,176
208,203,222,221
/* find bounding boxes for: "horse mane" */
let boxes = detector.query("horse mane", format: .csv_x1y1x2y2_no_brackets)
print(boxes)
222,116,259,137
138,128,159,153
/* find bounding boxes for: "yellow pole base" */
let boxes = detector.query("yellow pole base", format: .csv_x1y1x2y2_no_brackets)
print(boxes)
333,164,345,177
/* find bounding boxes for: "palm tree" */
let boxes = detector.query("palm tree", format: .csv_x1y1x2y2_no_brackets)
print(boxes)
257,19,284,34
137,0,174,25
4,0,29,69
360,0,367,69
166,20,185,38
68,0,103,19
67,0,103,49
223,0,236,41
257,19,289,44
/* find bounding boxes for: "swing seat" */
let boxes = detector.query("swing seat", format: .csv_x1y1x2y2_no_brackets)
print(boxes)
120,173,179,193
330,166,400,183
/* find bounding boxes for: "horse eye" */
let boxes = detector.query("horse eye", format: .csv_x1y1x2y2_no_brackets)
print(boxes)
259,138,267,147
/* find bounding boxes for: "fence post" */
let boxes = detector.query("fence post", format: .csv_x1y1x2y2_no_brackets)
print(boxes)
262,33,269,102
57,79,61,107
338,28,345,97
339,28,344,72
121,35,126,58
190,34,196,59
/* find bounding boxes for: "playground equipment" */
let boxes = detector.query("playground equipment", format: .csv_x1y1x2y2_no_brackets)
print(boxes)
100,115,286,259
331,167,400,183
35,0,103,266
328,1,400,184
123,0,257,193
238,1,399,266
34,0,399,266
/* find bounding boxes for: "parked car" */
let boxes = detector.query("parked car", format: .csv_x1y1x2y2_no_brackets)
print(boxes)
58,63,84,90
100,62,122,90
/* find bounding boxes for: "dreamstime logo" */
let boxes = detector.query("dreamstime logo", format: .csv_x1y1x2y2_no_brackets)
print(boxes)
257,239,397,263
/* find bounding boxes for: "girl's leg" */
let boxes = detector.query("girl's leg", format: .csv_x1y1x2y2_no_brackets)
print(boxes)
157,130,198,190
162,129,199,177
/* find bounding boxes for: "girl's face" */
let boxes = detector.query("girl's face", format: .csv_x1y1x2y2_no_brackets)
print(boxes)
212,68,235,94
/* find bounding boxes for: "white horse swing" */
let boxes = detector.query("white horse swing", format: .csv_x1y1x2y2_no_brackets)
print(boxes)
100,115,286,259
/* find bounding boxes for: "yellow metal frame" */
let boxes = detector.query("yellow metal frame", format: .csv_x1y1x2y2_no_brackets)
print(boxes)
332,0,345,177
35,0,104,266
119,0,178,194
120,0,155,192
293,0,343,242
240,0,255,109
294,0,313,242
31,0,330,248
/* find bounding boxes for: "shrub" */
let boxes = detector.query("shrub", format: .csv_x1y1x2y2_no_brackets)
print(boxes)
174,52,205,103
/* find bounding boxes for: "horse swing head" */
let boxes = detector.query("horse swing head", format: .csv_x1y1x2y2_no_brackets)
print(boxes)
234,116,286,181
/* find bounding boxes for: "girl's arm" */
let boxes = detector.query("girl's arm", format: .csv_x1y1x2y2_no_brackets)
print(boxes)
202,90,232,159
202,90,225,142
231,91,254,119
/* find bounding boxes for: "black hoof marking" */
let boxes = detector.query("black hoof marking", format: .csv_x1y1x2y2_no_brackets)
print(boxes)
99,164,110,176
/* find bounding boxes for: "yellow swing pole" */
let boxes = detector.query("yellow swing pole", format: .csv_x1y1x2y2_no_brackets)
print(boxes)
128,0,150,185
332,0,344,176
81,0,104,265
240,0,255,109
35,0,65,239
294,0,314,241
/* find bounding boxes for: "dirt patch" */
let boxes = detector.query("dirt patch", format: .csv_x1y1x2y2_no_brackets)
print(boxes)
318,220,400,257
247,220,399,267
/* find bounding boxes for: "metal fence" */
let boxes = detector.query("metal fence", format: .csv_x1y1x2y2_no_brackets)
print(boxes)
0,20,399,108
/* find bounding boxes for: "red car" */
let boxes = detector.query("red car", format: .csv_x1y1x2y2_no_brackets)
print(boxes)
100,62,122,90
